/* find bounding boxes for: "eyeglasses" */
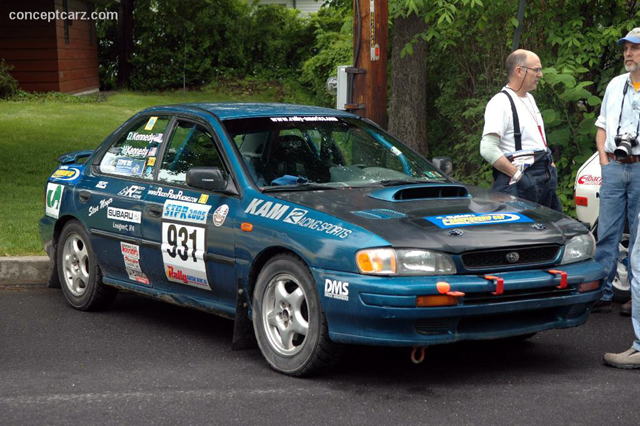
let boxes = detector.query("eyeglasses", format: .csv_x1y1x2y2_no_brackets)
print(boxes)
521,66,543,74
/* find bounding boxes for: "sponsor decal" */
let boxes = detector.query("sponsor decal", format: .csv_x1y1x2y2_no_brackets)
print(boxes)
162,222,209,290
324,279,349,301
245,198,352,238
144,116,158,131
147,157,156,166
198,194,209,204
113,223,135,232
96,181,108,189
162,200,211,224
88,197,113,217
108,207,142,223
45,183,64,218
270,116,338,122
120,145,149,157
213,204,229,227
118,185,146,199
120,242,149,285
148,147,158,157
51,167,80,181
148,187,198,203
577,174,602,186
115,158,145,176
126,131,163,143
425,212,534,228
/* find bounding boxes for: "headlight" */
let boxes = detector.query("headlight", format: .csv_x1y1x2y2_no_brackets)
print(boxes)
561,234,595,265
356,248,456,275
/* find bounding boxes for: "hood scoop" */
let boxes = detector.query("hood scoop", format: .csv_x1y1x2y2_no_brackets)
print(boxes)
369,184,470,202
351,209,408,220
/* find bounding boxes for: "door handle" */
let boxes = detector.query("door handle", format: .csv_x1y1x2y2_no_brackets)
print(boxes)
147,204,163,217
78,190,91,203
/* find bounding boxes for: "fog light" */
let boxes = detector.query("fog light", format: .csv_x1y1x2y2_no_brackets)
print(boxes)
579,280,600,292
416,295,459,307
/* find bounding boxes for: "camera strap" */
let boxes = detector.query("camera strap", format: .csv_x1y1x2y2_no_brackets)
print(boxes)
616,80,631,137
501,90,522,152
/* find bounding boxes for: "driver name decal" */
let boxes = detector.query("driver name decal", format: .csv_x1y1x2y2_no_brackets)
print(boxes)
425,212,534,228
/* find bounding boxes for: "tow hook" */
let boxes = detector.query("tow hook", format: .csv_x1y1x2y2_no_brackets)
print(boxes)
410,346,427,364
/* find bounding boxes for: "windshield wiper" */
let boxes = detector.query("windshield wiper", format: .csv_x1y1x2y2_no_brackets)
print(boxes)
262,183,340,193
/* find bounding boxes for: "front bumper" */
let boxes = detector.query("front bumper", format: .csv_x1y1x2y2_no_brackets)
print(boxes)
312,259,606,346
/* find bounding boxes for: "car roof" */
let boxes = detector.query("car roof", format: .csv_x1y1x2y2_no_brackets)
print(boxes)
142,102,358,121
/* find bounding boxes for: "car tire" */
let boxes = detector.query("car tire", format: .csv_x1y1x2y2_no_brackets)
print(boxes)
57,220,118,311
252,253,342,376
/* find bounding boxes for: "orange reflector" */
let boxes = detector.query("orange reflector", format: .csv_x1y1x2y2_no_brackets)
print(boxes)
436,281,451,294
579,280,600,293
575,196,588,206
416,295,459,307
241,222,253,232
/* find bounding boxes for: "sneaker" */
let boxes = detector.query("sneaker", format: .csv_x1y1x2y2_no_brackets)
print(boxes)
591,299,612,313
603,348,640,369
620,299,632,317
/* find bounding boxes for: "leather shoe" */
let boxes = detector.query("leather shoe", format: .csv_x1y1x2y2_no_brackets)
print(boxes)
604,348,640,369
620,299,632,316
591,299,612,313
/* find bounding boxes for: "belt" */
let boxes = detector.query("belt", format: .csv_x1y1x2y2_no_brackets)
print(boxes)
606,152,640,163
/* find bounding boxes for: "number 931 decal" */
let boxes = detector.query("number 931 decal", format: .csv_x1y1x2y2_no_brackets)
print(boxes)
161,222,210,290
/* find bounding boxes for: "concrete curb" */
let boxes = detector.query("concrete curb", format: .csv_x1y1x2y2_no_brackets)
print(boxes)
0,256,49,286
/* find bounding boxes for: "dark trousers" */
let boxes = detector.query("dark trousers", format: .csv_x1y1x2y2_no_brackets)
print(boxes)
492,151,563,212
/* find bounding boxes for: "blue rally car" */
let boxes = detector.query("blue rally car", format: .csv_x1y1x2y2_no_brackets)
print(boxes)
40,103,606,376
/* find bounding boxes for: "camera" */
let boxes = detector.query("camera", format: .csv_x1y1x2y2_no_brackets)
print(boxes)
614,133,638,158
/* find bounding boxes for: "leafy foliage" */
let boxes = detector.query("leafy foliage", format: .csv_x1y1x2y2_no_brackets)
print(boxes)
0,60,19,99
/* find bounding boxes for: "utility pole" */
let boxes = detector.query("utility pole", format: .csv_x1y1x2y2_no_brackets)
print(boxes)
350,0,388,128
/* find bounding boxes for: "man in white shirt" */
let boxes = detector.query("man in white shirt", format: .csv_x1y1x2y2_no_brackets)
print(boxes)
480,49,561,212
600,28,640,368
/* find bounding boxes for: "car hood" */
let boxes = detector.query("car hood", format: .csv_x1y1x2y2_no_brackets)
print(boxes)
271,184,586,254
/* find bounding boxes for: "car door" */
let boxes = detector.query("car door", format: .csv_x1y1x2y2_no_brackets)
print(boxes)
141,117,239,310
76,114,170,285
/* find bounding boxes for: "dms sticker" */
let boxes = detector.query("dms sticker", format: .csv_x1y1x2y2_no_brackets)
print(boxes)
51,168,80,181
425,212,534,228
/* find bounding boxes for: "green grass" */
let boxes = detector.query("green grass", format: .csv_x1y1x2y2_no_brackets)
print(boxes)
0,80,317,256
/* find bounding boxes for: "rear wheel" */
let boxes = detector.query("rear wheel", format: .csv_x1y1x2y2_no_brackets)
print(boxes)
57,220,117,310
252,254,342,376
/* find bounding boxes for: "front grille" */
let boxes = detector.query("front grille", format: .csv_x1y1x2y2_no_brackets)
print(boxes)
461,245,560,269
463,286,574,305
415,318,454,335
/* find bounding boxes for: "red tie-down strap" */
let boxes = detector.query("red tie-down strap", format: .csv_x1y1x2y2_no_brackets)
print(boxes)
485,275,504,295
547,269,568,289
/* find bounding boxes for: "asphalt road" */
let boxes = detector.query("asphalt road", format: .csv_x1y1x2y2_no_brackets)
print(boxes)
1,287,638,426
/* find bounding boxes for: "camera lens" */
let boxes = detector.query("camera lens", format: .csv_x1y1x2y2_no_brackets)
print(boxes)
615,141,632,158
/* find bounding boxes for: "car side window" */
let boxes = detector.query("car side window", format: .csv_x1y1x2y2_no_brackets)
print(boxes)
158,121,227,185
99,115,170,178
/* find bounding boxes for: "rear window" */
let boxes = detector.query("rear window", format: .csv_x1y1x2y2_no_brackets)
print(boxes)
99,116,170,179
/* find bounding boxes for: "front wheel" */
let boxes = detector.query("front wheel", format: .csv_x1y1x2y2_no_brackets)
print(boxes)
57,220,118,310
252,254,342,376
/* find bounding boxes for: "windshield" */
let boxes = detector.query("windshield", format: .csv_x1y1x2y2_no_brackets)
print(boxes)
223,116,449,188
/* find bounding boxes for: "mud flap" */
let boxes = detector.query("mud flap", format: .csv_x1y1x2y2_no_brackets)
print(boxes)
232,279,257,351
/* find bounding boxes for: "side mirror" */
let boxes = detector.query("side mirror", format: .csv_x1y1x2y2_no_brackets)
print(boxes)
432,156,453,175
186,167,229,192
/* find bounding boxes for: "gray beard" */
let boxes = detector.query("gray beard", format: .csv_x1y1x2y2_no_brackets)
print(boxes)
625,63,639,72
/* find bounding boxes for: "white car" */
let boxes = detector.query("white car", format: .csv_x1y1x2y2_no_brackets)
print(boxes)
574,152,630,302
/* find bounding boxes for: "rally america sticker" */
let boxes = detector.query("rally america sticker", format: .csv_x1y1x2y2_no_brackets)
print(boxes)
161,222,209,290
425,212,534,228
45,183,64,218
120,242,149,285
